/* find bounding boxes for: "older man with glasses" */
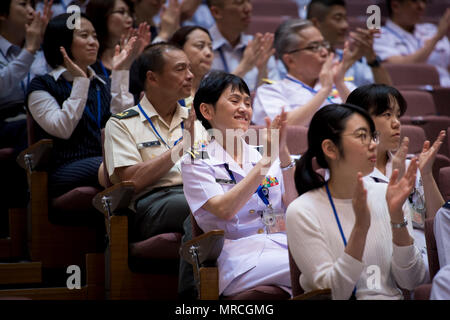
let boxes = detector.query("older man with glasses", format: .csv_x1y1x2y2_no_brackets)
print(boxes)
374,0,450,87
252,19,358,127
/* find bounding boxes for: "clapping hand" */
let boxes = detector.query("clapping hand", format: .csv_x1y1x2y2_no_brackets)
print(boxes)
391,136,409,181
25,0,53,54
387,157,418,220
352,172,371,230
418,130,446,176
112,36,138,71
60,46,87,78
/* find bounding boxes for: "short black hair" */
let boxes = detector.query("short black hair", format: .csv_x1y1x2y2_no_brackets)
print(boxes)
85,0,116,59
307,0,346,21
386,0,407,17
0,0,12,17
194,70,250,130
136,42,184,88
170,25,211,49
0,0,35,18
43,13,94,68
346,84,407,117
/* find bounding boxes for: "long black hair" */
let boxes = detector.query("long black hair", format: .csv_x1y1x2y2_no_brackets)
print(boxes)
294,103,376,196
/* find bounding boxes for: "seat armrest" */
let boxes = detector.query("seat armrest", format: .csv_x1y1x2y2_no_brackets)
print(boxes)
16,139,53,172
180,230,225,267
291,288,332,300
92,181,135,217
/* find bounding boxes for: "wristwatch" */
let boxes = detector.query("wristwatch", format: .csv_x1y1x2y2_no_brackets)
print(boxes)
367,56,381,68
391,217,408,229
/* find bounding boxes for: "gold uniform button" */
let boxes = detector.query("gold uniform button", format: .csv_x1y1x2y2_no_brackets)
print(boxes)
249,209,255,214
257,228,264,234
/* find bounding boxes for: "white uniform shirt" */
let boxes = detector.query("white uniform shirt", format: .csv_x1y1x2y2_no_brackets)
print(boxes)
209,24,280,92
181,138,289,295
374,19,450,87
252,74,356,125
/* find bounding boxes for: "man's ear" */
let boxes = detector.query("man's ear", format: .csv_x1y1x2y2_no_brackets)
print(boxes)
282,53,293,69
146,70,157,86
199,102,214,121
310,17,320,28
209,5,223,20
321,139,339,161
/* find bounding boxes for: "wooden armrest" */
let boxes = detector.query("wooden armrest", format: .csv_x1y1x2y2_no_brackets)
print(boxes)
16,139,53,171
180,230,225,267
92,181,135,217
291,288,332,300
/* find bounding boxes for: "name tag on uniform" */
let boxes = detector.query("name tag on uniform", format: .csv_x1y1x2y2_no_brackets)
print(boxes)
215,178,236,185
137,140,161,149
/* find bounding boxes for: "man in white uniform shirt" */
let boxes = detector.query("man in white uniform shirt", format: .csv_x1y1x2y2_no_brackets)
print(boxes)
206,0,280,92
252,19,357,126
374,0,450,87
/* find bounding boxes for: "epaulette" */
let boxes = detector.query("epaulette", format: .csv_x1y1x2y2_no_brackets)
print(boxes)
111,109,139,119
261,78,276,85
344,76,354,82
188,149,210,160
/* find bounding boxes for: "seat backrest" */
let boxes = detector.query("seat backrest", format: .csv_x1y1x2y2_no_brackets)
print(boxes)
288,247,303,297
400,90,436,117
424,217,440,280
286,125,308,155
438,167,450,201
101,129,113,188
383,63,440,86
400,125,426,154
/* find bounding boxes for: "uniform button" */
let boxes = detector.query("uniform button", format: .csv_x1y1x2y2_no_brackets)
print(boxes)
257,228,264,234
249,209,255,214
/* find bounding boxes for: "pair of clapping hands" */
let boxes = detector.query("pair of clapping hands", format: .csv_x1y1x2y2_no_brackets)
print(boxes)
353,130,446,229
60,22,152,79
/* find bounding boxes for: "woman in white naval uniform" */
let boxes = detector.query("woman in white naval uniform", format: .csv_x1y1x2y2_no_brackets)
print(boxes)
180,70,297,297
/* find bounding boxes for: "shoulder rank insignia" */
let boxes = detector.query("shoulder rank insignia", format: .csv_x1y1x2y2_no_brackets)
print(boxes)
189,150,209,160
112,109,139,119
261,78,275,85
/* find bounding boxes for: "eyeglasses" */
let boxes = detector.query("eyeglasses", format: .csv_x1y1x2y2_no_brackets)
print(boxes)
286,41,331,54
342,130,380,146
110,9,132,17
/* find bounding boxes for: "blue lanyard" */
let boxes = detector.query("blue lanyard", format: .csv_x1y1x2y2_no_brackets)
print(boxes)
137,103,184,149
223,163,270,206
98,60,110,80
384,26,421,55
0,48,31,98
218,48,230,73
325,182,357,297
285,75,335,104
65,80,102,130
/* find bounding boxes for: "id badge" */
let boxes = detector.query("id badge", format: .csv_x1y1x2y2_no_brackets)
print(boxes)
262,206,286,234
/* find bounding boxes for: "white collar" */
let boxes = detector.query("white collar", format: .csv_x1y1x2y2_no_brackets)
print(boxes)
49,65,106,85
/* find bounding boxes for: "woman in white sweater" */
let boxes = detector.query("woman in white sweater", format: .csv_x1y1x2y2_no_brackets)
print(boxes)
286,103,427,300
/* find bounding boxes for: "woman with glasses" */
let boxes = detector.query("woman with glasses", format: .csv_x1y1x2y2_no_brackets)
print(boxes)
252,18,359,127
286,103,427,299
347,84,446,279
86,0,150,78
